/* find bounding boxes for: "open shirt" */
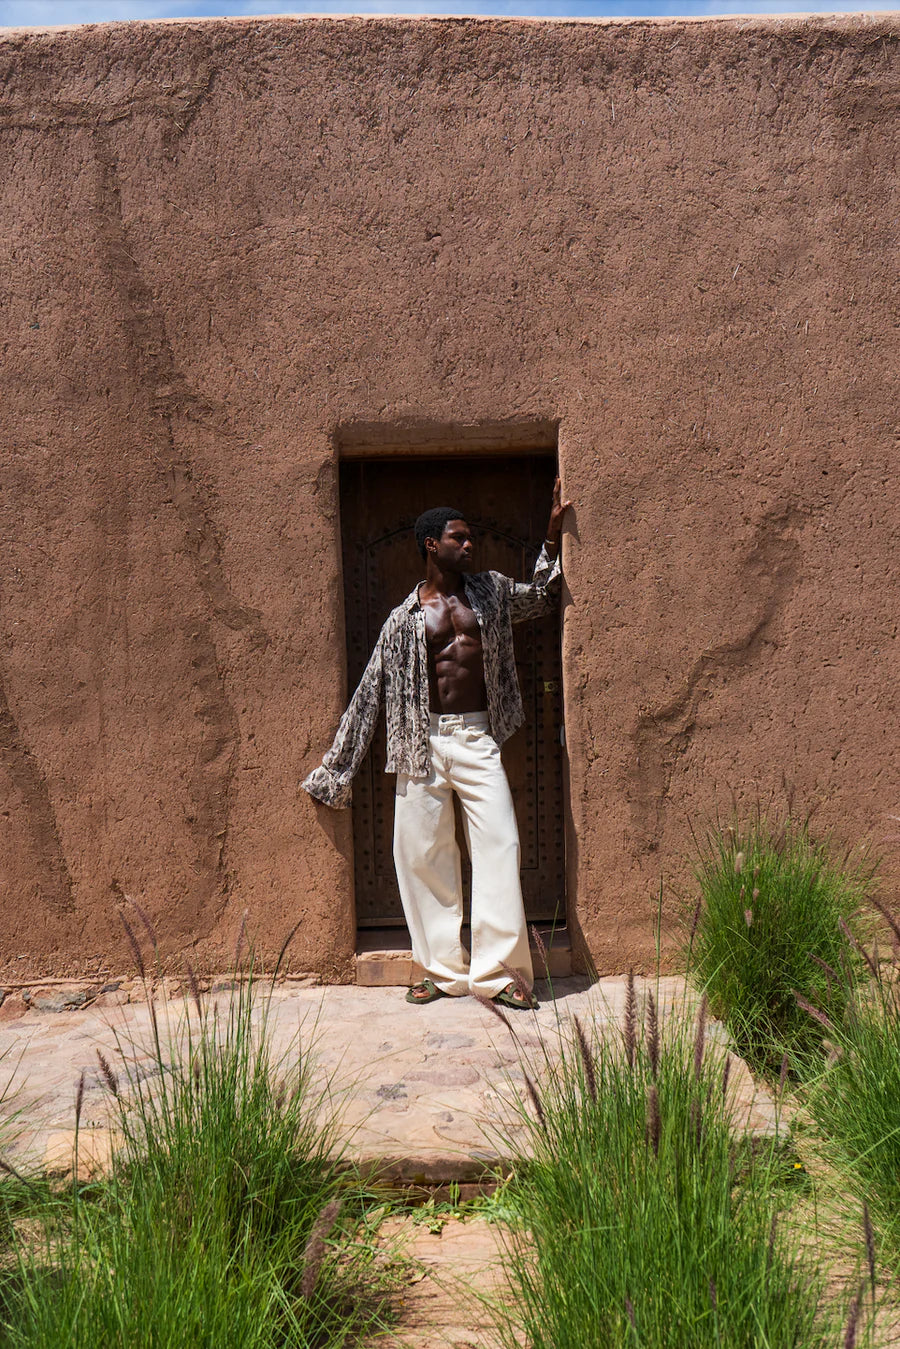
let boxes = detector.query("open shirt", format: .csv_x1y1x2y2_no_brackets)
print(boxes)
301,545,561,808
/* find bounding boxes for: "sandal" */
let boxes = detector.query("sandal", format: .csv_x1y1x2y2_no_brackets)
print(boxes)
406,978,449,1005
495,983,539,1011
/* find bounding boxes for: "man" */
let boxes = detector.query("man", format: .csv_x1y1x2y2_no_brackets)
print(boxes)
302,478,571,1009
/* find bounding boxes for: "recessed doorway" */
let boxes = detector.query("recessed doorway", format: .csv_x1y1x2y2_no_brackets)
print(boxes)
339,451,566,930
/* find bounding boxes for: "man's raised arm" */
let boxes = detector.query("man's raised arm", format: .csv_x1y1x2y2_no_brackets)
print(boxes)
508,476,573,623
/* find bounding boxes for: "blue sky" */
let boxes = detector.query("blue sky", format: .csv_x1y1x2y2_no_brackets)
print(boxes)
1,0,896,27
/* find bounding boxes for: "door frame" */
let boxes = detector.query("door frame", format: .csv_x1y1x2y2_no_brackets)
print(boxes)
334,420,569,950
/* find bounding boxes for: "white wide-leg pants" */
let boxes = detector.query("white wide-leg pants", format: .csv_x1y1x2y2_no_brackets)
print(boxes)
393,711,534,998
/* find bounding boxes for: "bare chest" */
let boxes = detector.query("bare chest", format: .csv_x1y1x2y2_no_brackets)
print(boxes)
423,594,481,653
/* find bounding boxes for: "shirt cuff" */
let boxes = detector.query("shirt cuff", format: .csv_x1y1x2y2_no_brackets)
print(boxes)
535,543,562,583
301,764,353,809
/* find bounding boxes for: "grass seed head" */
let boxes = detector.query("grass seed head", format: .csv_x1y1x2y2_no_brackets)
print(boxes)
863,1202,876,1294
0,1155,41,1194
128,896,160,952
843,1286,862,1349
624,970,637,1070
96,1049,119,1098
744,908,753,928
792,991,833,1031
778,1051,790,1096
625,1298,636,1330
119,912,146,981
475,993,514,1036
530,924,548,974
721,1053,731,1102
838,944,854,987
646,1083,660,1156
839,916,878,979
810,951,839,990
872,895,900,949
300,1197,343,1299
646,992,660,1080
500,961,534,1007
734,850,745,876
523,1071,546,1130
574,1015,598,1103
74,1070,85,1131
274,917,303,980
148,991,160,1043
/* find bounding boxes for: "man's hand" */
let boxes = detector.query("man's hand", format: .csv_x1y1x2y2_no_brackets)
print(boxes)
545,477,573,554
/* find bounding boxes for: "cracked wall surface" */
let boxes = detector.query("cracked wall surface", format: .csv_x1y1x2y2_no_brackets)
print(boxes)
0,14,897,977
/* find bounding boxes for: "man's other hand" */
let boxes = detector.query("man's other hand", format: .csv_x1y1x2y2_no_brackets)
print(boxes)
545,476,573,552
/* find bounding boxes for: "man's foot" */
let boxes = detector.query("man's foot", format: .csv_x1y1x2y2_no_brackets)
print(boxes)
495,983,539,1011
405,978,449,1005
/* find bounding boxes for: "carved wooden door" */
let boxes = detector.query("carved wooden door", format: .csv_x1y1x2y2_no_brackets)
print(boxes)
339,455,564,927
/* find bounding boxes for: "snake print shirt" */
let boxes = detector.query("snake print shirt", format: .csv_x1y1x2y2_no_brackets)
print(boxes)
301,546,561,808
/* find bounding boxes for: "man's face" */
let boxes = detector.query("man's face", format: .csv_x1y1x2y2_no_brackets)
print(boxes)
429,519,474,572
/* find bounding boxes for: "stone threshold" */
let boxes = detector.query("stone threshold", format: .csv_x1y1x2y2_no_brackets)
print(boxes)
355,925,572,986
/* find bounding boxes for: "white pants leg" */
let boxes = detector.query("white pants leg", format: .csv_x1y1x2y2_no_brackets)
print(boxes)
393,712,533,998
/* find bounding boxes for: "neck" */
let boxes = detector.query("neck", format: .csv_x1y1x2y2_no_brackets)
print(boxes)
421,560,464,599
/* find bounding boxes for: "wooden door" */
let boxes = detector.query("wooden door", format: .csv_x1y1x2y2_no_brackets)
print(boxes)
339,455,565,927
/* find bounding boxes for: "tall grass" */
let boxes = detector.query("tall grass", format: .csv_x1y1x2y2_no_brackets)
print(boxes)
0,939,395,1347
802,900,900,1272
0,1052,32,1260
491,985,862,1349
686,814,874,1076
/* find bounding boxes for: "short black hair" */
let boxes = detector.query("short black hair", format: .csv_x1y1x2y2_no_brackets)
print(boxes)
414,507,467,560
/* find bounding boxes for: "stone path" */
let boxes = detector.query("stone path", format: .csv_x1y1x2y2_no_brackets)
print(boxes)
380,1214,510,1348
0,975,780,1181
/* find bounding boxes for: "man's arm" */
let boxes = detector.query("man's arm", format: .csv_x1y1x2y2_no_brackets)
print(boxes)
542,475,572,564
300,635,385,808
507,476,572,623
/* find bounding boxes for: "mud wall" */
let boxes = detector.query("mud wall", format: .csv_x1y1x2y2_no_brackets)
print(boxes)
0,13,897,978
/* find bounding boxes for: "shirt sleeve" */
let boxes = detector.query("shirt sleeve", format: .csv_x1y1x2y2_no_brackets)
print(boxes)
506,544,562,624
300,635,385,808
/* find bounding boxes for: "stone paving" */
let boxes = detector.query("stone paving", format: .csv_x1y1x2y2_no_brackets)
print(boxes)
0,974,781,1182
380,1214,510,1348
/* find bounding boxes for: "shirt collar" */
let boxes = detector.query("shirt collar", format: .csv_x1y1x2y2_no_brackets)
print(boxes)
403,574,479,613
404,582,425,613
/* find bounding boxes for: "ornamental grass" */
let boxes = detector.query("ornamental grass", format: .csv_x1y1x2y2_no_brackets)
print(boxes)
686,811,874,1077
0,919,396,1349
490,979,865,1349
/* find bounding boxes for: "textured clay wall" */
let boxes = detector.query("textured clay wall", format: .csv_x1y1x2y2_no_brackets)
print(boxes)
0,13,897,979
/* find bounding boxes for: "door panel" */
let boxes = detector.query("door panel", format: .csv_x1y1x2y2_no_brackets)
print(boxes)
339,455,564,926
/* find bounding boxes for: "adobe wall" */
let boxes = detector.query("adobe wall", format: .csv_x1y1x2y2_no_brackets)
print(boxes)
0,13,897,980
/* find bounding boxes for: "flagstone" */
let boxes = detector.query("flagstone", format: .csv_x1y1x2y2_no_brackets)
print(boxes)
0,976,781,1183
